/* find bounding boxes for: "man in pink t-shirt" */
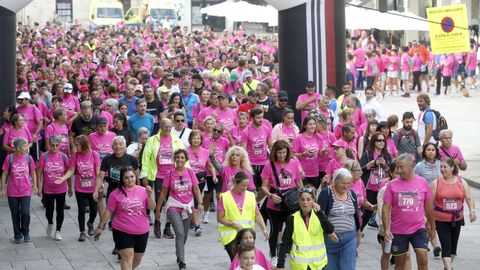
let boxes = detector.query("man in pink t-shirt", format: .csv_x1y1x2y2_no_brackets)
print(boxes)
382,154,435,270
16,92,43,160
438,130,467,171
213,93,239,132
295,81,321,122
241,108,272,192
88,118,116,160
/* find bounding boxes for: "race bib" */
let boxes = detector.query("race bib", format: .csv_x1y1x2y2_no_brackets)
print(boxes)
398,192,419,208
253,146,263,155
159,154,173,165
80,177,93,188
442,198,461,211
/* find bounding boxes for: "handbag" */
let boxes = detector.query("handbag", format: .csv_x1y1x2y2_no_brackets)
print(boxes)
195,171,208,183
271,161,299,212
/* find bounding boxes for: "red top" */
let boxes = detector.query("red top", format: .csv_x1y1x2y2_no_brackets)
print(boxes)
434,177,465,222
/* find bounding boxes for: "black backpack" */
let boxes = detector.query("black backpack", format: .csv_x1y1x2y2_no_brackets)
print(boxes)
424,109,448,141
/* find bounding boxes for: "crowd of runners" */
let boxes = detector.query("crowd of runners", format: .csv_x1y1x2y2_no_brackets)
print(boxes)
0,22,477,270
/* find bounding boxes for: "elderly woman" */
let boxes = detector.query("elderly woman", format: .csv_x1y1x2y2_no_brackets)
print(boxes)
105,98,119,118
318,168,361,270
1,137,37,243
37,135,71,241
276,188,335,270
438,130,467,171
127,127,150,161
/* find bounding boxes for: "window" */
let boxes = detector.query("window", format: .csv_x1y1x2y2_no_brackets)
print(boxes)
56,0,72,23
97,8,124,19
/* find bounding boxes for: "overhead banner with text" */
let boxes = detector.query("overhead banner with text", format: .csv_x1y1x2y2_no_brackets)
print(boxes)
426,4,469,54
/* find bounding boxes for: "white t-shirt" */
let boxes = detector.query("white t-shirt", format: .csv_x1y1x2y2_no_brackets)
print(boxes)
171,127,192,147
235,265,265,270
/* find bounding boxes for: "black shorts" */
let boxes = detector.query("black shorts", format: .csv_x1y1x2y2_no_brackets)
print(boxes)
112,228,149,253
303,176,320,189
206,176,223,193
391,228,429,256
252,165,265,190
377,234,385,244
443,76,452,86
421,66,429,75
366,76,375,87
194,181,207,208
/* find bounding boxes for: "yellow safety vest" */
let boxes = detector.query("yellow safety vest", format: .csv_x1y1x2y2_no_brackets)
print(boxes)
290,211,328,270
243,80,260,95
218,190,256,245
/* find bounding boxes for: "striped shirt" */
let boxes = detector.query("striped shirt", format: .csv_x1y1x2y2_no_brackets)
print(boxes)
327,192,356,233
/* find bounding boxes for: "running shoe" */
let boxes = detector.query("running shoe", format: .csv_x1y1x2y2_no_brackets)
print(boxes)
433,246,442,258
87,222,95,236
163,227,175,239
112,248,118,255
194,226,202,236
46,224,53,237
79,232,86,242
154,221,161,238
64,203,71,210
23,234,31,242
209,201,216,212
270,256,278,267
54,231,62,241
179,262,187,270
202,212,209,224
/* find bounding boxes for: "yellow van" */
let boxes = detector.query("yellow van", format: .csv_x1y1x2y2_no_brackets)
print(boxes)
124,0,179,27
89,0,125,26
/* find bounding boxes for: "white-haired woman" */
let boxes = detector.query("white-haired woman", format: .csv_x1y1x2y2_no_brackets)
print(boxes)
318,168,361,270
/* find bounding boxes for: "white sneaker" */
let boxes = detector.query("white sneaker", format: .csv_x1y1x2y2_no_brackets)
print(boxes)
54,231,62,241
270,256,278,267
46,224,53,237
202,212,209,224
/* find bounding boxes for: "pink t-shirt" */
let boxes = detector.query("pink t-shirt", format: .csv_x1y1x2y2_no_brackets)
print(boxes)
2,154,36,197
72,151,101,193
412,55,421,72
241,124,271,166
45,122,69,155
107,185,150,234
401,53,411,72
3,127,32,148
261,161,301,211
213,108,239,131
383,175,432,234
230,248,271,270
16,105,43,142
202,136,230,176
162,168,198,212
349,179,366,209
354,48,366,67
61,95,80,112
196,106,216,126
156,135,174,179
38,152,69,194
297,93,321,121
325,158,348,182
221,166,256,192
387,55,399,71
438,145,465,163
88,131,116,159
386,137,398,158
292,133,322,177
231,126,247,146
317,131,336,172
467,51,477,71
271,123,299,144
187,147,210,174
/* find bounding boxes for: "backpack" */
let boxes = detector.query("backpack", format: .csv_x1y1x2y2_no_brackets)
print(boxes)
6,154,31,180
423,109,448,141
43,152,68,169
397,129,417,146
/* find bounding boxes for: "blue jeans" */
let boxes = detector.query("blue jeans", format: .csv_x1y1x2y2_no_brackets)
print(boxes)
8,196,31,240
324,230,357,270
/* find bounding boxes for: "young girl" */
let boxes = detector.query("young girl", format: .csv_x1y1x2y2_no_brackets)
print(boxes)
235,244,266,270
230,229,270,270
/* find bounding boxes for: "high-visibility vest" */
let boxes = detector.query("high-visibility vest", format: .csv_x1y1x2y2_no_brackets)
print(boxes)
218,190,256,245
290,211,328,270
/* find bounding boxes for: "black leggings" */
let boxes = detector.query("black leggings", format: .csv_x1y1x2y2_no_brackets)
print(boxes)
44,193,66,231
267,208,290,257
436,220,463,258
361,189,378,231
225,240,236,261
412,71,422,91
75,191,97,232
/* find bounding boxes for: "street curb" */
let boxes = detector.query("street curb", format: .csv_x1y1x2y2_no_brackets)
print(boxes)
463,177,480,189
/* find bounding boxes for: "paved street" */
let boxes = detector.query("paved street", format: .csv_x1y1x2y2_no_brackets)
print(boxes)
1,88,480,269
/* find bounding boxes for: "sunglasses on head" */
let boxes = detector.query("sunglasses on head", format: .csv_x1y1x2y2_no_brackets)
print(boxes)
299,187,315,195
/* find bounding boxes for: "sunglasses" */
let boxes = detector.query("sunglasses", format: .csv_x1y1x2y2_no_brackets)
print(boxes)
279,99,288,102
299,187,315,195
376,139,385,142
50,144,60,147
179,176,185,185
163,125,173,129
168,78,174,81
213,129,223,133
280,168,288,179
176,119,185,123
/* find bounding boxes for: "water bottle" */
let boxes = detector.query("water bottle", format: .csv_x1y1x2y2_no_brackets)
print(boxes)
384,239,393,254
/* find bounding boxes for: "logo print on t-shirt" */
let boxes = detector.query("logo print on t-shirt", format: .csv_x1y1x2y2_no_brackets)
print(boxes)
122,197,144,216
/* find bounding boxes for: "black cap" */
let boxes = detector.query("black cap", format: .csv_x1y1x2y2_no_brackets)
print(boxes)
92,97,103,106
191,74,202,81
306,81,315,87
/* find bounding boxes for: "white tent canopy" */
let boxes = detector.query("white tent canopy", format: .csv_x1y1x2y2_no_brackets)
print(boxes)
345,5,429,31
200,1,278,26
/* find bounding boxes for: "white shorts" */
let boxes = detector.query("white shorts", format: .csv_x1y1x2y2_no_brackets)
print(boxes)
381,72,387,81
387,71,398,78
401,71,409,80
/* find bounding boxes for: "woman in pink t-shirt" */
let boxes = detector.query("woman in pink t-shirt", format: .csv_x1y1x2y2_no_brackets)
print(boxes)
155,149,203,270
0,105,16,137
229,228,271,270
231,112,249,146
3,113,33,153
333,108,355,140
56,135,101,241
186,130,216,235
271,109,300,144
37,135,71,241
94,167,155,270
260,140,303,260
0,137,37,243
